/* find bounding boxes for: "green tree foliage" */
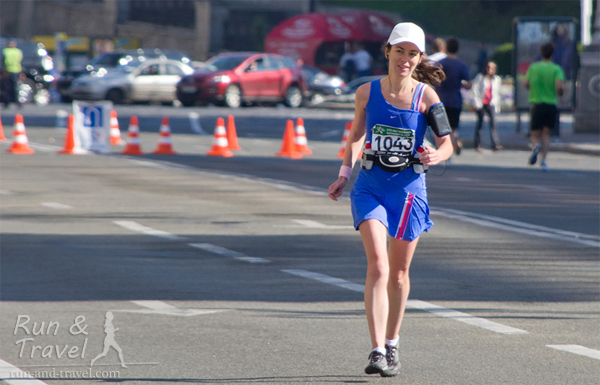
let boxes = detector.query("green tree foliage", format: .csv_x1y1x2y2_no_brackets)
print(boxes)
321,0,579,43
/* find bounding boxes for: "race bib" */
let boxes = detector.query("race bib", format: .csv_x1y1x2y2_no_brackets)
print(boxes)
372,124,415,154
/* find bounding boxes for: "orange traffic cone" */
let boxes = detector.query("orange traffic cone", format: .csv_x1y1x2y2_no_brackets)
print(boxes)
226,114,241,151
152,116,177,155
206,117,233,157
337,121,352,158
294,118,312,155
0,114,6,141
6,114,34,154
58,114,86,154
276,120,302,159
122,116,144,155
109,110,122,145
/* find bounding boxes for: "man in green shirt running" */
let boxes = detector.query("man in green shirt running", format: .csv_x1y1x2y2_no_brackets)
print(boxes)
523,42,565,172
2,40,23,108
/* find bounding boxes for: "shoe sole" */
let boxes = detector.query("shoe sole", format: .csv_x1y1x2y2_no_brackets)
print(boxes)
365,365,387,375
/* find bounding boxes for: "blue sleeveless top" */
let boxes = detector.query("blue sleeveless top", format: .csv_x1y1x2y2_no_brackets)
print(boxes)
357,79,430,197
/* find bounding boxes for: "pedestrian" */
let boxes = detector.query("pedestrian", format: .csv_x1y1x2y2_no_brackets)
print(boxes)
328,22,453,377
1,39,23,108
339,42,356,83
435,38,471,155
523,42,565,172
472,61,503,151
353,41,373,78
476,42,488,75
427,37,447,62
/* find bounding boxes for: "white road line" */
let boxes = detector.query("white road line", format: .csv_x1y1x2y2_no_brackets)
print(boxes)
41,202,73,210
113,220,186,241
282,269,365,292
432,207,600,248
282,269,528,335
292,219,354,230
189,243,271,264
27,142,63,152
527,185,557,192
547,345,600,360
122,300,229,317
0,190,13,195
0,359,49,385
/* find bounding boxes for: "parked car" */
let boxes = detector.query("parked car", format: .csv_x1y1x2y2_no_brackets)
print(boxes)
176,52,307,108
69,58,193,104
337,75,385,103
0,37,54,105
58,48,190,102
302,65,345,104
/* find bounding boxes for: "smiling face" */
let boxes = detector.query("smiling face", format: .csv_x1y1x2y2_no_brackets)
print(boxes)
386,42,422,78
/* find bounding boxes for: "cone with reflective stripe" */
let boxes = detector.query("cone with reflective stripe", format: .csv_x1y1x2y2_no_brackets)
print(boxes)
6,114,34,154
58,114,87,154
337,121,352,158
226,114,241,150
109,110,122,145
152,116,177,155
122,116,144,155
276,119,302,159
294,118,312,154
206,117,233,157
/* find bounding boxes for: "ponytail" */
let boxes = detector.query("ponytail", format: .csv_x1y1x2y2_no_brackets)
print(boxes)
413,59,446,86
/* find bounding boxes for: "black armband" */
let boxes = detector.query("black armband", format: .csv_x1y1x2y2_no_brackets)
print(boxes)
428,103,452,137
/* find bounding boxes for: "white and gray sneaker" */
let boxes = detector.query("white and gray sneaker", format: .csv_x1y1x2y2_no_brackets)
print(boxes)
529,144,542,165
382,344,400,377
364,350,388,375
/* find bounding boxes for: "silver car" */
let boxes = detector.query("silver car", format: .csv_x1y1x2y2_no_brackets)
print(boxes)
69,59,194,104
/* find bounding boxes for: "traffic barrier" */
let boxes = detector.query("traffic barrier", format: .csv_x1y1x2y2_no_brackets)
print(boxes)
152,116,177,155
6,114,34,154
276,119,302,159
122,116,144,155
226,114,241,150
109,110,122,145
58,114,86,154
206,117,233,157
337,121,352,158
294,118,312,155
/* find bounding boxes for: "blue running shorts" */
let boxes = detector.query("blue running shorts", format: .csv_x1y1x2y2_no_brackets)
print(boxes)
350,167,433,241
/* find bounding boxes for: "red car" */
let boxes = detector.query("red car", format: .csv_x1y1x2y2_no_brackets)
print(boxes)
176,52,307,108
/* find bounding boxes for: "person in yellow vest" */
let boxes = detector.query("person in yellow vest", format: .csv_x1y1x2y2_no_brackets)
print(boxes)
2,40,23,108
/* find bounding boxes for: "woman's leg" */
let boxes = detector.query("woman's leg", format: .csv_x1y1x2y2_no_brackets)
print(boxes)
474,109,484,149
359,219,391,350
486,105,500,148
385,237,419,340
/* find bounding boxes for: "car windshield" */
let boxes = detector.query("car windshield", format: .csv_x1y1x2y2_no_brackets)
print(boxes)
203,56,248,71
89,53,138,67
110,60,143,74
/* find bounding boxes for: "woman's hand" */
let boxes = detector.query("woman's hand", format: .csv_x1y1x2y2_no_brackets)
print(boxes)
328,177,349,201
418,146,442,167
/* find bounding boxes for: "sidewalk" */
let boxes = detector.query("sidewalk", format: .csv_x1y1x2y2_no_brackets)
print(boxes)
316,102,600,156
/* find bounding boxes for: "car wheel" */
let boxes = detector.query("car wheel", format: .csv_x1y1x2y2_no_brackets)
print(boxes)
224,84,241,108
34,88,50,106
106,88,125,104
285,86,303,108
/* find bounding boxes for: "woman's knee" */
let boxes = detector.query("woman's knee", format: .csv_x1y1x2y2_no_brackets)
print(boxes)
388,270,410,289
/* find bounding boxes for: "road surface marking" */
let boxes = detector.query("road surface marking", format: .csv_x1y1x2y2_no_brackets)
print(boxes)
189,243,271,264
113,221,186,240
282,269,528,335
41,202,73,210
547,345,600,360
292,219,354,230
0,190,13,195
116,300,229,317
432,207,600,248
0,359,49,385
527,185,557,192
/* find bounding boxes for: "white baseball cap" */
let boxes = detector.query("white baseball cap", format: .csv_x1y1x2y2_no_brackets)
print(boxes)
387,22,425,52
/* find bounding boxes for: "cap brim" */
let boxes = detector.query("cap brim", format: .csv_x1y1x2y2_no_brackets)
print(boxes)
388,38,423,52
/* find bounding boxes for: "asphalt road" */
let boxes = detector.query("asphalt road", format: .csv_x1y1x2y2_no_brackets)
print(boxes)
0,105,599,385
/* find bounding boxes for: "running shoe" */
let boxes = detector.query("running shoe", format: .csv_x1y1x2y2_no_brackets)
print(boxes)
455,140,463,155
382,344,400,377
364,351,388,375
528,144,541,165
541,161,549,172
